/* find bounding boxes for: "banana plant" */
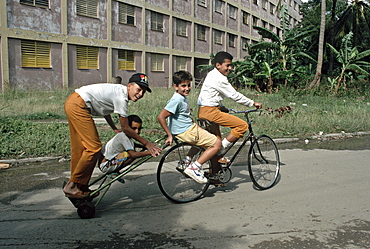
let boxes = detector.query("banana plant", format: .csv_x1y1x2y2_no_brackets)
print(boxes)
249,6,317,88
327,32,370,94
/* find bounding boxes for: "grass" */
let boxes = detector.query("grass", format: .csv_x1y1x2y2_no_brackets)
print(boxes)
1,88,369,159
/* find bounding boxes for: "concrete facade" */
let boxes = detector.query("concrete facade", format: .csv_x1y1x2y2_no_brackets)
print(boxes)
0,0,301,91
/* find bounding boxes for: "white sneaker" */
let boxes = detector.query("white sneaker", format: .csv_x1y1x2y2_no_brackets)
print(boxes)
184,165,208,184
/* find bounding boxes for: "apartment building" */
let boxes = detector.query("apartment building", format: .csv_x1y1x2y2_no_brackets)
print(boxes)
0,0,301,91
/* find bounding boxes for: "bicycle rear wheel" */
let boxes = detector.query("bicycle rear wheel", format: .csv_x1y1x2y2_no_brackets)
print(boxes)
157,143,210,203
248,135,280,190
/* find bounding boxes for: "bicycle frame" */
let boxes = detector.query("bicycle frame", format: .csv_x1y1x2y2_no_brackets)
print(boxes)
87,137,168,206
203,109,262,168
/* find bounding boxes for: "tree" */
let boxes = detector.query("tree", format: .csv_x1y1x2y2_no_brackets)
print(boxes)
332,0,370,51
307,0,326,89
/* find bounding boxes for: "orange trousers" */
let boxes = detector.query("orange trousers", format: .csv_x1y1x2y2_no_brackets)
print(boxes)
198,106,248,139
64,92,102,185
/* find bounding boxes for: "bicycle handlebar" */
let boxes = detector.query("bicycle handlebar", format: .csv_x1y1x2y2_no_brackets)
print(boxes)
228,108,262,115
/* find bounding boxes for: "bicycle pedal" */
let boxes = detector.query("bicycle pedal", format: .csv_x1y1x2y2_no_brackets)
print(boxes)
176,166,185,173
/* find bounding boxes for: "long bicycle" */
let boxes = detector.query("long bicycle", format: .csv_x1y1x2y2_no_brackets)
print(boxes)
64,137,168,219
156,109,280,203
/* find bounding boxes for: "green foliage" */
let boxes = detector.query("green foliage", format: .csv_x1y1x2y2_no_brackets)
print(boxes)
18,112,62,120
327,32,370,94
0,117,70,159
1,88,370,159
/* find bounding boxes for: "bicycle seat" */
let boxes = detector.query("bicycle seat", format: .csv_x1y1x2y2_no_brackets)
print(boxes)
197,119,215,127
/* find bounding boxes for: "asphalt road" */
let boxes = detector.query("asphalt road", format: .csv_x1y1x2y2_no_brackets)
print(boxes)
0,136,369,248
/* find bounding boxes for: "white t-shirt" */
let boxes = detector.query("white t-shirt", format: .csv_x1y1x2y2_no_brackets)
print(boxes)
197,68,254,107
75,83,129,117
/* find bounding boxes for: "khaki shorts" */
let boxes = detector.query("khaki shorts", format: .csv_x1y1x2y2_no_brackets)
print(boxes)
175,123,217,148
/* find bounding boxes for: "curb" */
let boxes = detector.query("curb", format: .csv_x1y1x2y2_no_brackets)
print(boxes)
1,132,369,166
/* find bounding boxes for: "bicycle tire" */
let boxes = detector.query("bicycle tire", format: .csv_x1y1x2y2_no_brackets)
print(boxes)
248,135,280,190
157,143,210,203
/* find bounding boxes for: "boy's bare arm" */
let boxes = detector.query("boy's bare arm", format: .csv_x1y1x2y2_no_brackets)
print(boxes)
104,114,121,133
127,150,151,159
157,109,174,145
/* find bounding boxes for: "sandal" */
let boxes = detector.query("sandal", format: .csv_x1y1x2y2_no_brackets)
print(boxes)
209,179,227,187
64,191,89,199
79,185,100,198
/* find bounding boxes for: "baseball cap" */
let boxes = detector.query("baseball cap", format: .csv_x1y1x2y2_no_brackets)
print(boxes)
128,73,151,92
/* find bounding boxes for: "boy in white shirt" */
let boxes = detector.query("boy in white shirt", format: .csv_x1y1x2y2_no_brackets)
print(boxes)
197,51,262,153
63,73,162,198
158,71,222,184
99,115,150,174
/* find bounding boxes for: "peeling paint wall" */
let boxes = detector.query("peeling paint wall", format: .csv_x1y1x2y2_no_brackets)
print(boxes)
172,19,191,51
194,27,210,54
146,0,169,10
212,8,225,27
172,0,192,15
111,49,143,84
112,2,142,44
7,0,62,34
2,0,302,91
145,10,169,48
0,38,3,89
68,45,108,88
194,1,210,21
8,39,63,90
145,53,169,88
67,0,107,40
227,11,238,31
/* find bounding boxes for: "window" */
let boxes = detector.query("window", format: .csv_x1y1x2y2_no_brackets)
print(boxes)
20,0,49,8
262,20,267,28
253,16,258,26
294,1,297,10
197,24,206,41
241,37,249,50
228,34,236,47
119,3,135,25
176,57,187,71
76,0,98,18
270,3,275,14
269,24,274,31
118,50,135,70
151,12,164,31
21,40,50,68
215,0,222,13
253,0,258,5
242,11,249,25
176,19,187,37
197,0,206,7
214,30,222,44
262,0,267,9
151,54,164,71
76,45,98,69
228,4,236,19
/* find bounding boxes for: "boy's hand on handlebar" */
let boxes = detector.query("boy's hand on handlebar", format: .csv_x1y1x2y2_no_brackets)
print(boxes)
165,135,173,146
254,102,263,109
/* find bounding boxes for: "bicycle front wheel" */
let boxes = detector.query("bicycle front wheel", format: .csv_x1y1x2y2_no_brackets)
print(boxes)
157,143,210,203
248,135,280,190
